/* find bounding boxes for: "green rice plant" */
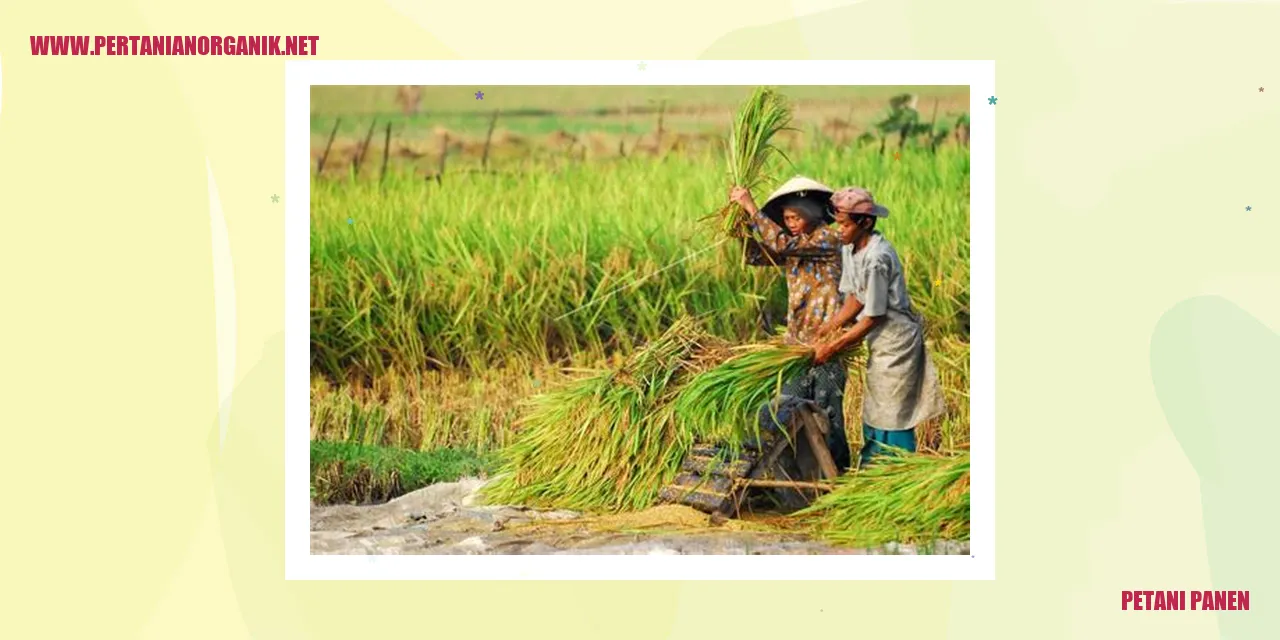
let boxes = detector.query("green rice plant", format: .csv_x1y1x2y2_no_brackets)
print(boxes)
309,96,972,466
480,318,717,512
311,142,968,375
672,342,817,447
310,364,564,452
797,449,969,547
311,143,971,455
716,87,795,238
311,157,785,377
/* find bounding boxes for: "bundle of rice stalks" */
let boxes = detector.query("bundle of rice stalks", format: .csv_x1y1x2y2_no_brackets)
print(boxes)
797,450,970,547
715,87,795,238
481,318,724,512
672,342,816,447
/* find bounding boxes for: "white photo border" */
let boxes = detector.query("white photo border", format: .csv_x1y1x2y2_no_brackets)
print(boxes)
285,60,995,580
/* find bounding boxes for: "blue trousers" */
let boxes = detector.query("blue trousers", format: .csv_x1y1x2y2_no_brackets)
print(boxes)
859,424,916,467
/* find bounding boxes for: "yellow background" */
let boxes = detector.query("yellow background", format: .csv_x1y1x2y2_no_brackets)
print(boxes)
2,1,1276,638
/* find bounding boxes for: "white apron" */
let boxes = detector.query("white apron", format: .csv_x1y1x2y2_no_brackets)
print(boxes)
861,309,945,430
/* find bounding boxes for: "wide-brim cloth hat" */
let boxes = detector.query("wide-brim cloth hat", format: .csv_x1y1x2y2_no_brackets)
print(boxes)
759,176,836,228
830,186,890,218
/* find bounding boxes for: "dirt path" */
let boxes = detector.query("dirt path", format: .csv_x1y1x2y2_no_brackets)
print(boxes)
310,479,969,555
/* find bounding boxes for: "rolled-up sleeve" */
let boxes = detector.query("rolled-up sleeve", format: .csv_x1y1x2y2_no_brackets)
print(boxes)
861,257,891,317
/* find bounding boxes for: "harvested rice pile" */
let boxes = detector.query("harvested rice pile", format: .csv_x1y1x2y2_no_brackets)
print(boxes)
481,318,716,511
481,318,815,513
584,504,723,530
798,450,970,547
674,342,824,447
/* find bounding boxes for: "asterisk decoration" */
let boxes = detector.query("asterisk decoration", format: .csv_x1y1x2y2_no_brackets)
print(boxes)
1246,206,1252,212
271,194,279,203
347,217,354,224
988,96,997,105
934,279,942,287
638,61,647,71
475,90,484,100
1260,87,1265,93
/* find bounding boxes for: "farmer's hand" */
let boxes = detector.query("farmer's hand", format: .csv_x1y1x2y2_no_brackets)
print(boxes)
813,341,839,365
729,186,759,215
815,320,838,340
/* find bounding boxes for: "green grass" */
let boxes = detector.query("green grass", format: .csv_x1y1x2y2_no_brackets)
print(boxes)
310,141,969,379
310,440,497,505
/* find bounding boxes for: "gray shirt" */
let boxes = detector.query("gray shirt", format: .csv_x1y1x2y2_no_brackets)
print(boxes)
839,232,915,323
838,232,943,430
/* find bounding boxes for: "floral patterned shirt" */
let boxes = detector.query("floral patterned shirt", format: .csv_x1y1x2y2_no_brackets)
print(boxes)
745,210,843,344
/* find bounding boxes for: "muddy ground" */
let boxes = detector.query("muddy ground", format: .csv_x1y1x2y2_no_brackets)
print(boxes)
310,478,970,555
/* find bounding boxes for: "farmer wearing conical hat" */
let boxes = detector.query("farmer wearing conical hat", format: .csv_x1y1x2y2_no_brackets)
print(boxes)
814,187,945,467
729,176,852,472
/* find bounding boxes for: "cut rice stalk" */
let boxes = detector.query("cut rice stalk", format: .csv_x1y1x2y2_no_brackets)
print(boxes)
480,318,718,512
481,318,825,512
673,342,815,447
711,87,796,239
796,449,970,547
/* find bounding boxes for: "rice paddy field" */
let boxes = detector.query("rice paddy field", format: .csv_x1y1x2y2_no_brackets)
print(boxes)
309,85,971,548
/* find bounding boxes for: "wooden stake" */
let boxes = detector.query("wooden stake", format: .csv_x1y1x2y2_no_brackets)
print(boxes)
379,122,391,184
620,102,630,158
928,97,940,153
436,132,449,183
353,118,377,176
801,410,841,480
316,118,341,177
654,99,666,156
481,109,500,172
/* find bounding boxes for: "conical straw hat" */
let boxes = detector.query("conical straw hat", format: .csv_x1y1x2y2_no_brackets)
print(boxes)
760,176,836,227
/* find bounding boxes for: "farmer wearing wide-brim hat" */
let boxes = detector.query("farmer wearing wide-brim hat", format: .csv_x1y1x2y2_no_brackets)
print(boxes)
731,176,842,344
813,187,945,467
729,176,852,472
